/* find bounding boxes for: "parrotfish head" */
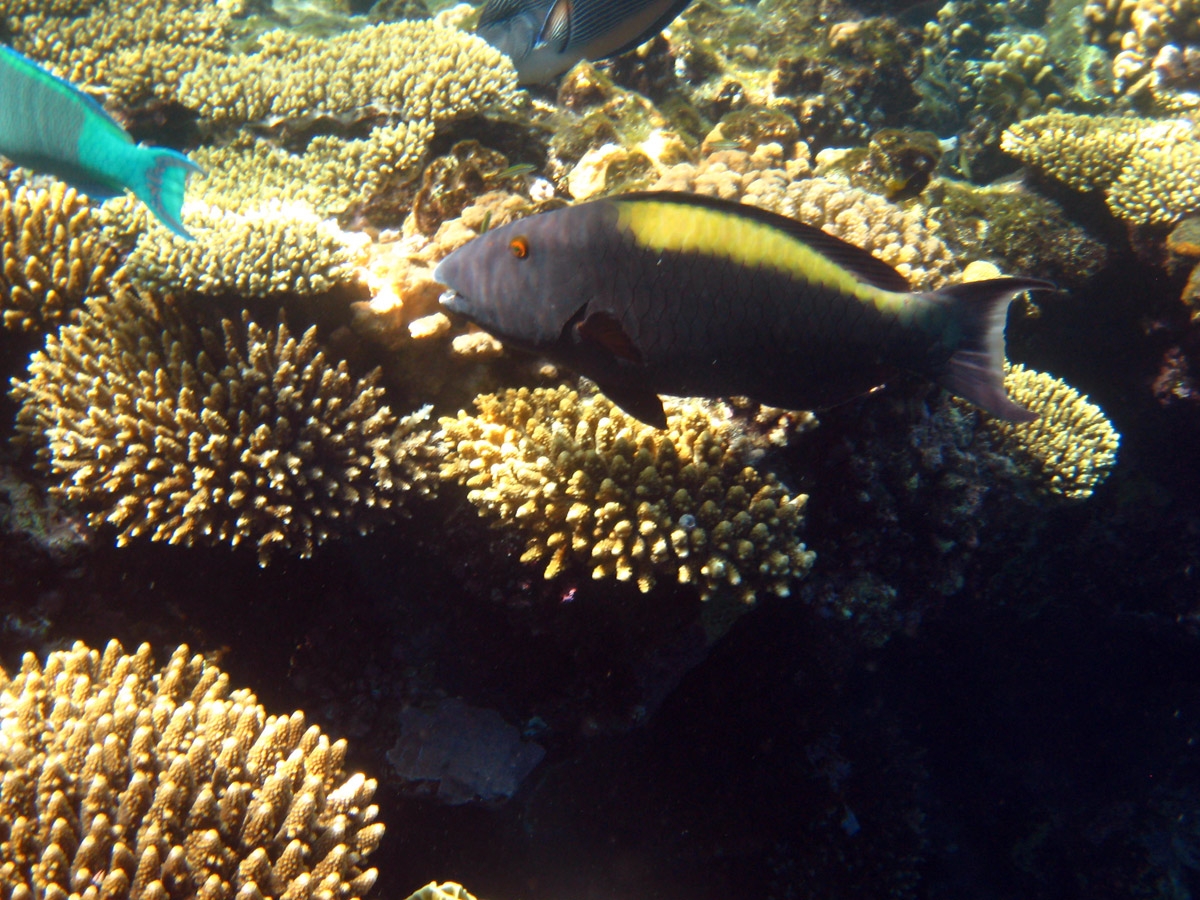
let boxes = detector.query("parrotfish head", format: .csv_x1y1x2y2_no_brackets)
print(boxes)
435,201,619,351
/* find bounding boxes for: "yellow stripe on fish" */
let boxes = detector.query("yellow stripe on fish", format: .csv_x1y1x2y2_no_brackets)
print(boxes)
613,198,911,316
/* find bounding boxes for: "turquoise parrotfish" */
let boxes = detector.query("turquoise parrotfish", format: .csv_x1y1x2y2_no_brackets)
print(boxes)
0,45,201,239
477,0,692,83
435,191,1053,428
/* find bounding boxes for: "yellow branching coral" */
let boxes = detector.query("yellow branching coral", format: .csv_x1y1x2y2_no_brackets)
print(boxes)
0,639,383,900
438,384,815,608
1,180,121,331
10,290,429,564
108,200,369,297
1002,112,1200,225
176,21,520,127
192,123,435,219
5,0,242,105
980,364,1120,500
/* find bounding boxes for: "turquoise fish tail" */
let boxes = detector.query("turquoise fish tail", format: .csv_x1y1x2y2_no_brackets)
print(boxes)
126,146,203,240
925,276,1056,422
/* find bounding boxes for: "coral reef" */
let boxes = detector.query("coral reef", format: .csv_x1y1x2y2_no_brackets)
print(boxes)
1001,111,1200,226
1,179,121,332
437,384,815,626
978,364,1121,501
1087,0,1200,102
0,639,383,900
10,291,432,565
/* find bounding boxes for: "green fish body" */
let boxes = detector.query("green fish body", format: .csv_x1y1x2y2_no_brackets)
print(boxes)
0,45,200,238
435,191,1052,428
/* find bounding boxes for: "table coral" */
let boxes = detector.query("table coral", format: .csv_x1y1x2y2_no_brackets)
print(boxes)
176,21,520,127
0,639,383,900
978,364,1120,500
10,290,430,565
107,199,369,297
1,179,121,331
3,0,244,105
1002,111,1200,225
438,384,815,617
191,123,435,219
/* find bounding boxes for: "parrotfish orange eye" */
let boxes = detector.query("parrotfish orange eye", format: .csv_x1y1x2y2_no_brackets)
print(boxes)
509,236,530,259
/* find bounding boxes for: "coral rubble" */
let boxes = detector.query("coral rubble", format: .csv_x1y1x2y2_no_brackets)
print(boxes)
10,291,430,565
438,384,815,618
0,640,383,900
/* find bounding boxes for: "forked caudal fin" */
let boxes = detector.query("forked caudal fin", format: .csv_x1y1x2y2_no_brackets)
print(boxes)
929,276,1056,422
127,146,203,240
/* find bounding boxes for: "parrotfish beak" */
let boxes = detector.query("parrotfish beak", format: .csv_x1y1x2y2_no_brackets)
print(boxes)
438,288,468,315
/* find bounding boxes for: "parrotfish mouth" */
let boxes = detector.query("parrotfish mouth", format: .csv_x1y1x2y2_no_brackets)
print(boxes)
438,288,468,314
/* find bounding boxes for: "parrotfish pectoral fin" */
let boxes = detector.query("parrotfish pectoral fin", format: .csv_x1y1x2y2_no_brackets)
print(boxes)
577,311,643,363
128,146,203,240
931,276,1057,422
599,383,667,429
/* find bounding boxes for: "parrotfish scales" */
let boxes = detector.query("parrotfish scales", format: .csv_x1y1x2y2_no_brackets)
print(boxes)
434,191,1054,428
0,45,201,239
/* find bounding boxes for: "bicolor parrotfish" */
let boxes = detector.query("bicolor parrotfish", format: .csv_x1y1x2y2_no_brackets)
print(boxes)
435,191,1054,428
477,0,692,83
0,45,201,239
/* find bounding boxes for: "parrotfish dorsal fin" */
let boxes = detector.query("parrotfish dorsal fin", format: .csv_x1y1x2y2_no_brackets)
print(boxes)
577,311,643,363
614,191,912,293
536,0,574,51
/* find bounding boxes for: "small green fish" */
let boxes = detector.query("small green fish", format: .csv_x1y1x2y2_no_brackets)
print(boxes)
435,191,1052,428
497,163,538,179
0,45,201,238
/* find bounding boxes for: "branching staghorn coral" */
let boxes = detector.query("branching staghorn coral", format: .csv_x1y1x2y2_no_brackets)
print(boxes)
1002,111,1200,225
1,179,121,331
10,290,431,564
438,384,815,614
0,639,383,900
978,364,1120,500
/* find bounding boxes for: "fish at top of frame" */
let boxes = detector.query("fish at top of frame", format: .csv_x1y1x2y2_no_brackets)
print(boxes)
0,45,201,239
477,0,692,83
435,191,1055,428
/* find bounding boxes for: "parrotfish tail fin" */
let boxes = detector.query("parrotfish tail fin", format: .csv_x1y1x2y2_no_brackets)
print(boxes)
930,276,1057,422
128,147,204,240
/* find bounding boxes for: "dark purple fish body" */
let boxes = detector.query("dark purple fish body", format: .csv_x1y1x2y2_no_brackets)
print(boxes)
435,191,1052,428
